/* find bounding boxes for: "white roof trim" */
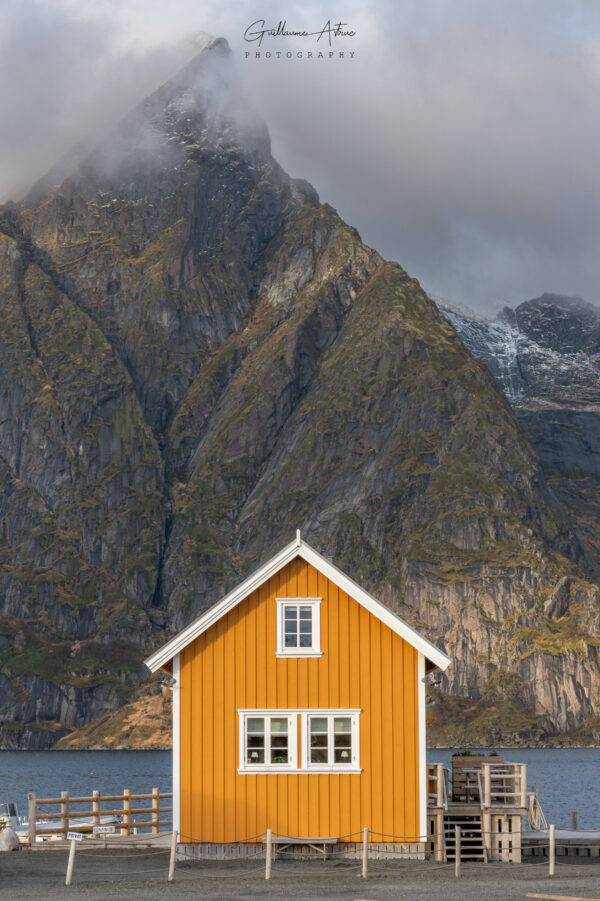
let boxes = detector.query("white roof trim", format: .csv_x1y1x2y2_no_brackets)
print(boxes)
144,536,451,672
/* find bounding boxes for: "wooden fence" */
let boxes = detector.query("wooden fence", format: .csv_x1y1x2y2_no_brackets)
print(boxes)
27,788,172,844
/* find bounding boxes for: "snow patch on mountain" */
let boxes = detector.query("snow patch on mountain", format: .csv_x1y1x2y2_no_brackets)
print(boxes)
439,294,600,412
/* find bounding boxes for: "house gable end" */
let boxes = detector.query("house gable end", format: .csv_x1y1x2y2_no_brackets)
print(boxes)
145,536,450,673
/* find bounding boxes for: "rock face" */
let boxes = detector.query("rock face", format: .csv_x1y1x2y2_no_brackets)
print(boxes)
1,39,599,748
442,296,600,574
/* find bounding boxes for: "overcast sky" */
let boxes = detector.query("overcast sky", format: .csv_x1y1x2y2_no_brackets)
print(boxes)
1,0,600,313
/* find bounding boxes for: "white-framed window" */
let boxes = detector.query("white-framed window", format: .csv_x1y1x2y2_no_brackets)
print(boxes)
276,598,322,656
238,709,361,774
238,711,298,772
301,711,361,772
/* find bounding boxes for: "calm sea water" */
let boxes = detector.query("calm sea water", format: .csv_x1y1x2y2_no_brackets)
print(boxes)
1,748,598,830
0,750,171,822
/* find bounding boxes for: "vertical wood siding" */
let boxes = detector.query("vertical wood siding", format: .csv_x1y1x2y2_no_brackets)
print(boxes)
179,558,420,842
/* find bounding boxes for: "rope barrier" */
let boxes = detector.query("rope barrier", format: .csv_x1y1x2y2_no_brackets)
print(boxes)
59,816,600,889
70,867,169,876
173,866,267,878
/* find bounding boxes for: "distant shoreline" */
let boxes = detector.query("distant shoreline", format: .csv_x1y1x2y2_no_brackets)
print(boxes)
1,743,598,751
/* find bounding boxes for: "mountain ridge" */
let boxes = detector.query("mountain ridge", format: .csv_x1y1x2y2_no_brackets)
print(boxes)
1,40,599,748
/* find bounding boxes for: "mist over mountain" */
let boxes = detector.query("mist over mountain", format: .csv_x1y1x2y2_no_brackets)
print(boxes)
1,39,599,749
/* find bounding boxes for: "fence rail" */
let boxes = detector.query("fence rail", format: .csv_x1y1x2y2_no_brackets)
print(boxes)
27,788,173,844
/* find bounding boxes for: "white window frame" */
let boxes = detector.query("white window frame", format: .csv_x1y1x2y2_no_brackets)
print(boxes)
301,710,361,773
276,598,322,657
238,710,298,773
238,709,361,774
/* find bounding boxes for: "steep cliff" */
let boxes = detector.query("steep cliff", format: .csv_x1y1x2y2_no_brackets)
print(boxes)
1,40,599,748
442,295,600,576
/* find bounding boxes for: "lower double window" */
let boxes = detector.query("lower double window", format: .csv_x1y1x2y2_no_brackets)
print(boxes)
238,709,360,773
245,714,294,766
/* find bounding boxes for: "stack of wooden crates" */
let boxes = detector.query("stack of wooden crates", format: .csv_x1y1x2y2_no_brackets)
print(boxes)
451,754,504,802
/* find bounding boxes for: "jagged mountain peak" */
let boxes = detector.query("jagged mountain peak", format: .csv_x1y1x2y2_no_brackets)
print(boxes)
522,292,591,311
440,291,600,410
12,47,311,433
515,293,600,354
25,36,272,206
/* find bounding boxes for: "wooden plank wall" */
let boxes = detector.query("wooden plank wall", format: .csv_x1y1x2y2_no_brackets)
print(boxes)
179,558,420,842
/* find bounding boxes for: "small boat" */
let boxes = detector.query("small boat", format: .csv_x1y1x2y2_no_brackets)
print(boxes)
0,802,21,831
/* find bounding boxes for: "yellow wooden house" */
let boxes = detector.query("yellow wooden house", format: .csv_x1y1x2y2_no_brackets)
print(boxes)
145,532,450,855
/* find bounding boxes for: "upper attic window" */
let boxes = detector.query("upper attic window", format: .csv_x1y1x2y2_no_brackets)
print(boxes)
276,598,322,657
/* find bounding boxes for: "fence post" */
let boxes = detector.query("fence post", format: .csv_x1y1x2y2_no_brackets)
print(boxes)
482,764,492,861
92,790,100,831
436,810,444,862
483,764,491,808
65,839,77,886
265,828,272,880
435,763,444,863
454,826,461,878
168,829,177,882
61,791,70,839
28,793,37,846
122,788,131,836
152,787,160,834
571,811,579,831
549,823,555,876
362,827,368,878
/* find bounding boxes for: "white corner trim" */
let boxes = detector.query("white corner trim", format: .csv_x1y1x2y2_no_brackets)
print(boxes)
172,653,180,837
144,536,451,672
418,653,426,842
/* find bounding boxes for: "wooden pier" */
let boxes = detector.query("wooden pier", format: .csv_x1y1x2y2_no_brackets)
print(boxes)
523,830,600,859
427,757,528,863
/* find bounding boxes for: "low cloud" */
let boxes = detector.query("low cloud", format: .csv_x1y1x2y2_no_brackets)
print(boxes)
2,0,600,312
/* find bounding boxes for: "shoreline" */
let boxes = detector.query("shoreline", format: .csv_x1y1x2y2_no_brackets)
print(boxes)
1,743,599,751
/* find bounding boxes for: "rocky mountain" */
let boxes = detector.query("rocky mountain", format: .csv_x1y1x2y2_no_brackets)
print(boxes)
1,39,599,749
441,296,600,574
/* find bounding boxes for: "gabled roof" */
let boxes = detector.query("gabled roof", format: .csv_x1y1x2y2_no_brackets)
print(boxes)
145,532,451,672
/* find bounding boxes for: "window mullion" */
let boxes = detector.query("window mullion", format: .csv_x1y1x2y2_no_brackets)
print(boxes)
266,715,270,766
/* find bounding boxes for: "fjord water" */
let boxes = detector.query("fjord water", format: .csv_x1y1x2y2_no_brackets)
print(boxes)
1,750,171,823
1,748,598,830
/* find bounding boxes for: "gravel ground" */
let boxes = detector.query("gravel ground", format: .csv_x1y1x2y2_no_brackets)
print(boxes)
2,850,600,900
